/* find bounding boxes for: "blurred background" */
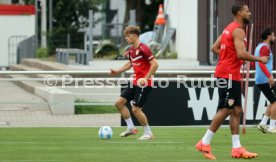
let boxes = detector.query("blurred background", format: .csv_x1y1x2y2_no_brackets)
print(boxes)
0,2,275,161
0,0,275,67
0,0,275,127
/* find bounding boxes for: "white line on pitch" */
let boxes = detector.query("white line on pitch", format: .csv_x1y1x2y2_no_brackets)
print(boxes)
0,142,38,144
152,160,240,162
106,141,186,144
0,160,62,162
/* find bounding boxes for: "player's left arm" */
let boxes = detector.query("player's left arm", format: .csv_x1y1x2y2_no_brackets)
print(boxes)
145,58,159,80
211,35,222,55
234,28,268,63
141,45,159,80
137,45,159,86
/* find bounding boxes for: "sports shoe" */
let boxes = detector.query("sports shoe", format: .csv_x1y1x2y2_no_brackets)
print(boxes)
268,128,276,134
137,134,154,140
257,124,268,133
120,128,138,137
195,140,216,160
231,147,258,159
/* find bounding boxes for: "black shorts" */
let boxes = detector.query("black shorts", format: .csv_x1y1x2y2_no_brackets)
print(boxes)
217,78,242,109
120,85,152,108
257,83,276,103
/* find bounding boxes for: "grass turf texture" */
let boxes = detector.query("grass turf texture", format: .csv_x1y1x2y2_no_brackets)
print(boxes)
75,105,117,114
0,127,275,162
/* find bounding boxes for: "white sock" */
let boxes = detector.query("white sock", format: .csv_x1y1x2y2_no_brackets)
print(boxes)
125,117,135,130
260,115,269,125
202,129,214,145
232,135,241,148
143,124,152,135
269,119,276,130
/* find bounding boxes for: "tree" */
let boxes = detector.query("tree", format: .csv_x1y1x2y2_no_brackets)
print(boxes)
47,0,106,54
22,0,105,32
18,0,106,54
52,0,105,32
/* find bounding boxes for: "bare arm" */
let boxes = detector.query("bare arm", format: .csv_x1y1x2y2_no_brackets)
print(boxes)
137,58,159,86
145,58,159,80
233,28,268,63
211,35,222,55
109,61,132,76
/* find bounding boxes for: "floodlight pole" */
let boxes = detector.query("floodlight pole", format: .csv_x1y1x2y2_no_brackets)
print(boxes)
88,10,93,62
41,0,47,48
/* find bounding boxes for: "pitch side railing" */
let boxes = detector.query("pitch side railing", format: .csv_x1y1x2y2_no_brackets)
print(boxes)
0,70,260,75
0,70,271,106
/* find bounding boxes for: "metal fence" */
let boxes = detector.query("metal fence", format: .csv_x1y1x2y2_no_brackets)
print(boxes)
16,35,36,64
8,35,27,65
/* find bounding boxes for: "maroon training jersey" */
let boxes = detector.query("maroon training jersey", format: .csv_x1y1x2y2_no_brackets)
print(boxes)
127,43,154,86
215,21,244,81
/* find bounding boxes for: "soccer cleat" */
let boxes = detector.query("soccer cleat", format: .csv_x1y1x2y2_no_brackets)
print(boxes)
137,134,154,140
268,128,276,134
195,140,216,160
257,124,268,133
120,128,138,137
231,147,258,159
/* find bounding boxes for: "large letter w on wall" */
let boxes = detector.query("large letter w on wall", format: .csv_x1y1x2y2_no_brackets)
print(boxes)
188,88,218,120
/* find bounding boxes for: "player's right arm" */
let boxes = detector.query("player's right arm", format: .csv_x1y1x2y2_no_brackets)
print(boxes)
258,46,274,86
109,61,132,76
233,28,268,64
211,35,222,55
268,75,274,87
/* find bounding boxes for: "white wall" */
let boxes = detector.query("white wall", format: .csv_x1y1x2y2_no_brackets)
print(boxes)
93,4,103,37
110,0,126,36
165,0,198,63
0,0,29,5
93,0,126,37
0,0,11,4
0,15,35,66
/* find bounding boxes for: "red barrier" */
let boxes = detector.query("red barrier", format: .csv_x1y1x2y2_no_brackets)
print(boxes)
0,5,35,15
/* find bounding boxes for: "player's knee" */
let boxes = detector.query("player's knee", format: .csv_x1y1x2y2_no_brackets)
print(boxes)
132,106,141,114
233,107,242,116
115,100,124,109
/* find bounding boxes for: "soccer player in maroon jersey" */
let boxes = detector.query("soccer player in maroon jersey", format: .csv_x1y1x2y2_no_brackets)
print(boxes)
195,3,268,160
109,26,159,140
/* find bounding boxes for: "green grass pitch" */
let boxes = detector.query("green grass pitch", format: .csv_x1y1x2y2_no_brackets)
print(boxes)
0,127,275,162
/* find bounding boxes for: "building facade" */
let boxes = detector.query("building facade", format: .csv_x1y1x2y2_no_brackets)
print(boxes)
166,0,276,66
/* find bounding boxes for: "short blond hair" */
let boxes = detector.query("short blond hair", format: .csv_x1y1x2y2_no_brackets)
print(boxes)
124,26,140,36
